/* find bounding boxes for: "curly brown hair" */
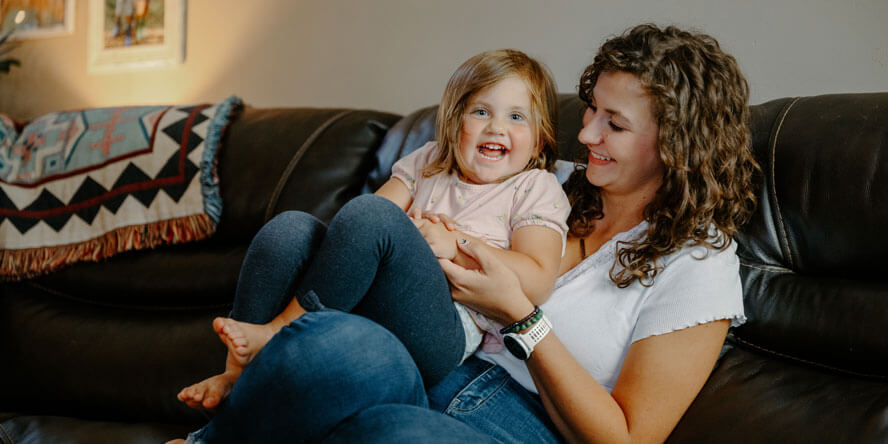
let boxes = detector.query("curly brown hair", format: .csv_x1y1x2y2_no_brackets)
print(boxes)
565,24,761,288
424,49,559,179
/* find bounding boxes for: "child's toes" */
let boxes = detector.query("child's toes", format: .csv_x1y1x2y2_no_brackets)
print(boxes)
203,394,219,409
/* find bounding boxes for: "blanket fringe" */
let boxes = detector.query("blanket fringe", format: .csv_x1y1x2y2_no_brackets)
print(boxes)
0,214,216,282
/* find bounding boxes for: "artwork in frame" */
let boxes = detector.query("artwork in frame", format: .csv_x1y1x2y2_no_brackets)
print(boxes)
88,0,185,73
1,0,75,39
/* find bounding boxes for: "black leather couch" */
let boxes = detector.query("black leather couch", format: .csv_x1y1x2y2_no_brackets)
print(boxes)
1,92,886,443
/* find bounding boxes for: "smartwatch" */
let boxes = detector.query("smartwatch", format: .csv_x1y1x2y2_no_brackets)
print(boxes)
503,314,551,360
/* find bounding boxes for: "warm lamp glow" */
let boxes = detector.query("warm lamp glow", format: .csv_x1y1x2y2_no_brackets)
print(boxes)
14,10,25,25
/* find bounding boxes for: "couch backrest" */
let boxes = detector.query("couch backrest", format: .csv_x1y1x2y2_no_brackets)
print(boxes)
735,92,888,378
218,107,401,243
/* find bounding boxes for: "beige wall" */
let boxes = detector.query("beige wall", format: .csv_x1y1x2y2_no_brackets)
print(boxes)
1,0,887,120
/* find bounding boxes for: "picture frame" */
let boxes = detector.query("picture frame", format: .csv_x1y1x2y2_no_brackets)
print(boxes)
2,0,75,39
88,0,186,73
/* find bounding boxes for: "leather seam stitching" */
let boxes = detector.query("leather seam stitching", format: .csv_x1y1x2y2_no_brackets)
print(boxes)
739,262,793,274
769,97,801,269
731,335,887,381
264,110,353,222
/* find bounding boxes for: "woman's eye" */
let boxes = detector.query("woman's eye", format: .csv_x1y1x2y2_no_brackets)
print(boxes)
608,121,624,132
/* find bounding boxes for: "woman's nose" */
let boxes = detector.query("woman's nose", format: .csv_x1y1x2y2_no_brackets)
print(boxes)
578,111,603,145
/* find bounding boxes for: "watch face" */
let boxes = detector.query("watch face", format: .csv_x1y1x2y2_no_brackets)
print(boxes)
504,335,530,360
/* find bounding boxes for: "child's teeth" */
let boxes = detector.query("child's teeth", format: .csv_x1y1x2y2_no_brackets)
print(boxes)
479,144,506,160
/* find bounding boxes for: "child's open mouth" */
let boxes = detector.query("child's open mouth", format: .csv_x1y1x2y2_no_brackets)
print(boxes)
478,143,507,160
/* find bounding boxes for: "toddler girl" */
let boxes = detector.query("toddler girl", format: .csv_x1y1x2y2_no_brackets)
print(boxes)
178,49,569,410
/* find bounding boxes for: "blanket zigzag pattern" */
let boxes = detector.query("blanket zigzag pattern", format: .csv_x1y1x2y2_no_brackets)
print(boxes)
0,97,241,281
0,105,208,234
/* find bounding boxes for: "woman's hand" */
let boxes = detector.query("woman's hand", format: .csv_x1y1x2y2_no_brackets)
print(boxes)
438,238,535,325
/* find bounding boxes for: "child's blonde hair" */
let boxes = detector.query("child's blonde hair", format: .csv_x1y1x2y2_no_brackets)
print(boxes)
423,49,559,179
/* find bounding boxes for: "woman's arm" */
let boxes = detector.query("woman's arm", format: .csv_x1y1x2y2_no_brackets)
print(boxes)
440,240,730,444
529,319,728,444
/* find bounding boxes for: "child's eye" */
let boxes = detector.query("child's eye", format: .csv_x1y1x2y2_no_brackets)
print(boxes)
471,109,489,117
509,113,525,121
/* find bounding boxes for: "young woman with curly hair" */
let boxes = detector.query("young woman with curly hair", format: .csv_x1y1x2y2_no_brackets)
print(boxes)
170,23,760,444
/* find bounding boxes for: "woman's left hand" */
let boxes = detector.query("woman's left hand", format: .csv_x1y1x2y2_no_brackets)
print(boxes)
439,238,535,325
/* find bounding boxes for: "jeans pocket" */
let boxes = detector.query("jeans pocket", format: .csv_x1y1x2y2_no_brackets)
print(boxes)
445,364,512,414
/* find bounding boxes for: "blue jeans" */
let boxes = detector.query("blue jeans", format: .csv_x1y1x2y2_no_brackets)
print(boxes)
187,311,562,443
230,194,465,385
187,195,562,442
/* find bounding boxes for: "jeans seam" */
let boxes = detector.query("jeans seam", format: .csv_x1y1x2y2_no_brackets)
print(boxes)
445,364,511,414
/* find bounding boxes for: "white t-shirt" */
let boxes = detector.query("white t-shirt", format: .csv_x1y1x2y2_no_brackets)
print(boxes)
477,222,746,394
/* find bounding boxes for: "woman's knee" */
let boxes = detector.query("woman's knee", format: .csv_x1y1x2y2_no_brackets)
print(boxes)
258,310,427,406
324,404,497,444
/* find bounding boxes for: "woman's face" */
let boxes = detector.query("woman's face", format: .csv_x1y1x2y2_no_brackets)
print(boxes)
577,71,664,199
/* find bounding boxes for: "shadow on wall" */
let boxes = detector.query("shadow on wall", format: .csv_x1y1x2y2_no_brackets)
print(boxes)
0,55,92,120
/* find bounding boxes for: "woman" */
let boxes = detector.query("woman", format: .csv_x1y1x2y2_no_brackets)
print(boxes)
172,23,759,443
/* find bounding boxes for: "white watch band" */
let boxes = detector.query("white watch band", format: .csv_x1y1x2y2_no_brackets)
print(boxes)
524,314,552,349
504,314,551,360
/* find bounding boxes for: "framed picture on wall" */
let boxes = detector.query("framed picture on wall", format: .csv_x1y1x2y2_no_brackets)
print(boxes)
88,0,185,73
1,0,75,39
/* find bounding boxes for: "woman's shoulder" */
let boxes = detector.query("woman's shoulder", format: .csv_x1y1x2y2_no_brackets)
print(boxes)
630,229,746,341
658,227,738,270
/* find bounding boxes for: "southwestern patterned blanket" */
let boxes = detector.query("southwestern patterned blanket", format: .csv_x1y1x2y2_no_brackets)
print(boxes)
0,96,242,281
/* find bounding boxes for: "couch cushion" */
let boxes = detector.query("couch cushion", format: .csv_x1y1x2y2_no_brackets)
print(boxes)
0,284,228,425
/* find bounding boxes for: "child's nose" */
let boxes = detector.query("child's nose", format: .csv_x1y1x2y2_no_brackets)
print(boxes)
486,118,506,135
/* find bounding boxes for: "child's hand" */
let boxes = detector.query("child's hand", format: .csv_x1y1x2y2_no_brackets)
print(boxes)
415,219,459,259
408,209,459,231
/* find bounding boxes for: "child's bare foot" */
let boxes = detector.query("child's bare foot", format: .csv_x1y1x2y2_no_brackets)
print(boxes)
177,369,239,411
212,317,283,367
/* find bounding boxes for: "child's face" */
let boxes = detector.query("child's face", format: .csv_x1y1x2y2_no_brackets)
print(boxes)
457,75,536,184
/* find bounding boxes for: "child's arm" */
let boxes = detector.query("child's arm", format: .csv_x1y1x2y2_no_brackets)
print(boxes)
465,226,562,305
418,222,562,305
374,177,413,211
